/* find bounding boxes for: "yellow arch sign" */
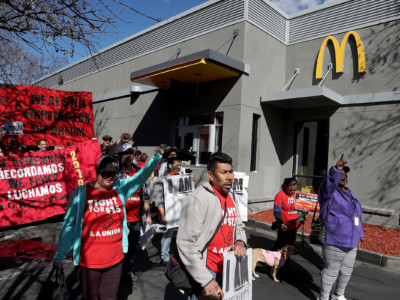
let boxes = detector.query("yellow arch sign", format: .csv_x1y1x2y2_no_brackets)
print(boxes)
315,30,366,79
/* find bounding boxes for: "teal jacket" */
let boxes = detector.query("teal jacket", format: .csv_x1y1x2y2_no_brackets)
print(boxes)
54,152,162,265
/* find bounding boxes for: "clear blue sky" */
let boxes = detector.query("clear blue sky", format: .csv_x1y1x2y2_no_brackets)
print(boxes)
70,0,335,63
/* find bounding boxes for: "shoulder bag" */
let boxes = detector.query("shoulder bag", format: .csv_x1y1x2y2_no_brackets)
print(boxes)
38,267,69,300
165,203,228,292
309,200,332,245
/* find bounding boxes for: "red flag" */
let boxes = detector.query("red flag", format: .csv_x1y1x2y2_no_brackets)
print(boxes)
0,85,94,146
0,139,102,227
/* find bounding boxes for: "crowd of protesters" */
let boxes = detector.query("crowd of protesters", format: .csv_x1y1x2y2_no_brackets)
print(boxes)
0,136,51,157
0,130,363,300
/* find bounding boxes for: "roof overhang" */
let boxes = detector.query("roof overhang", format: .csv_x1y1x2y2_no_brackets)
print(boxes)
261,87,400,109
130,49,249,89
261,86,343,109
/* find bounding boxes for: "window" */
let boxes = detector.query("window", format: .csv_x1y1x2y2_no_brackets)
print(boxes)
293,120,329,193
250,114,260,172
175,113,223,165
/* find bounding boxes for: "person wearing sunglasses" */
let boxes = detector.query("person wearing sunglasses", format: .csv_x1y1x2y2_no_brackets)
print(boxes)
101,134,113,155
53,147,163,300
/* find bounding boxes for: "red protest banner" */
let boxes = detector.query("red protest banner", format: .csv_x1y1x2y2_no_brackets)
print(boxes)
0,85,93,146
0,139,102,227
295,191,320,212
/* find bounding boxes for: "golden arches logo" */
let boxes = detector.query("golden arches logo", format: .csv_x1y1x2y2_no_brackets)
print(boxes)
315,30,366,79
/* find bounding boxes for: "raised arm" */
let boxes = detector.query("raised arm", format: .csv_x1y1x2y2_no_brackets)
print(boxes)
108,133,132,156
318,153,346,204
119,147,163,198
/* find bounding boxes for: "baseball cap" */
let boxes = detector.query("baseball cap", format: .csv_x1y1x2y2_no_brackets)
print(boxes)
118,143,133,154
343,166,350,173
96,156,119,174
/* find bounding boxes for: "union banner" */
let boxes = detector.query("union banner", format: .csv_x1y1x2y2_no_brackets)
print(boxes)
0,139,101,227
0,85,94,146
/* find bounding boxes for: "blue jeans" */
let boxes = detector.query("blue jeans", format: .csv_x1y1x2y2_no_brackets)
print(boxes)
187,268,222,300
161,228,175,262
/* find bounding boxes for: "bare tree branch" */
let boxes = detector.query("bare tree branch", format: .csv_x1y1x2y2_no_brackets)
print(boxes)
0,0,162,84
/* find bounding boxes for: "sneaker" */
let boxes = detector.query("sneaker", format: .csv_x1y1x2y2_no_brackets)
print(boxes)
331,294,347,300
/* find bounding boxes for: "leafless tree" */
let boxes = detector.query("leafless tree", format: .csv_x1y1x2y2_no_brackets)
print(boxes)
0,0,162,84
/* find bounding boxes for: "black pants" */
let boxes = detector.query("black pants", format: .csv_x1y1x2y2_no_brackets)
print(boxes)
273,227,297,251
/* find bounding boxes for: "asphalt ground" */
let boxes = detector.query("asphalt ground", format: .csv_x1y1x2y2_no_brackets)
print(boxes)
0,219,399,300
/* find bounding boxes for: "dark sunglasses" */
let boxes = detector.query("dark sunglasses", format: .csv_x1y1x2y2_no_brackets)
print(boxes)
101,171,117,178
121,150,134,156
104,138,112,142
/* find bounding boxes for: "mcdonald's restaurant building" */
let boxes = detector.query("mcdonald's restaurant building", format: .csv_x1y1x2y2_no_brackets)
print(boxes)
36,0,400,225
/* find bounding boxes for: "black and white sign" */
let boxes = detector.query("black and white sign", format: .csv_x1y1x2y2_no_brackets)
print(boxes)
233,172,249,222
163,174,194,229
222,248,252,300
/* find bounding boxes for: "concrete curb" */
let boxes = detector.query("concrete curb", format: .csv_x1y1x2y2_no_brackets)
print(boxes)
245,218,400,271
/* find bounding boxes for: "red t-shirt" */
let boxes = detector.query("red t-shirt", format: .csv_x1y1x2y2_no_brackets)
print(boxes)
79,184,124,268
274,190,298,230
123,168,142,223
206,185,237,274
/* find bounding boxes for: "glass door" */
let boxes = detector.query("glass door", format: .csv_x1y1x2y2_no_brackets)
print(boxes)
293,120,329,193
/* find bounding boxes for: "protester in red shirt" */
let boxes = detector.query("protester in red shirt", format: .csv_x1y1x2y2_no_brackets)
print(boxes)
136,153,149,169
273,177,300,250
53,148,163,300
3,138,21,157
117,143,152,283
177,152,247,300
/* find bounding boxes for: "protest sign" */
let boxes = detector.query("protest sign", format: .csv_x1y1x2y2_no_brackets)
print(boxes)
295,191,319,212
233,172,249,222
0,85,94,146
163,174,194,229
0,139,101,227
223,248,252,300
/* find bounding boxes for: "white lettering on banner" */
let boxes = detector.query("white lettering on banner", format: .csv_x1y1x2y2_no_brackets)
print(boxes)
7,183,63,200
0,163,64,180
223,249,253,300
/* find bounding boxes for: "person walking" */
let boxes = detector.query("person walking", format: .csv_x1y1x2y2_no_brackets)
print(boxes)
53,147,162,300
154,157,182,264
272,177,301,250
176,152,247,300
317,154,364,300
117,143,152,283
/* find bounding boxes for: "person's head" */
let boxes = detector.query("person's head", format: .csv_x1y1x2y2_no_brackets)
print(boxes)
168,157,182,175
8,138,19,150
281,177,298,196
132,146,138,152
118,143,134,168
18,145,25,153
339,166,350,188
159,143,168,151
163,148,177,159
37,139,48,151
102,135,113,147
95,156,119,190
138,153,149,163
134,150,142,161
207,152,233,195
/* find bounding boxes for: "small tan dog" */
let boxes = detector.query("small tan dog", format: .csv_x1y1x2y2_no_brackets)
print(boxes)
252,245,296,282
